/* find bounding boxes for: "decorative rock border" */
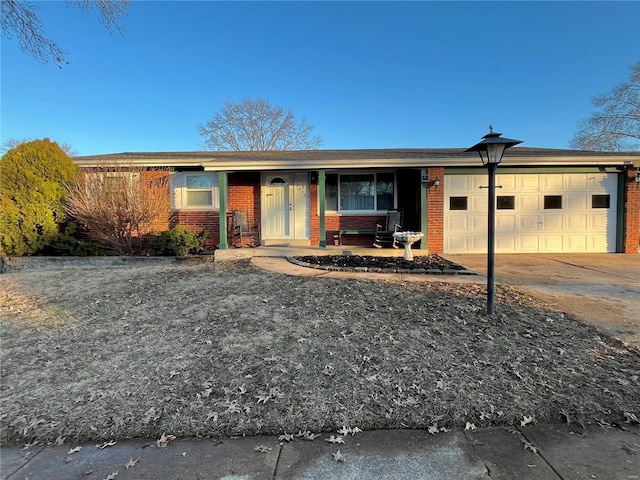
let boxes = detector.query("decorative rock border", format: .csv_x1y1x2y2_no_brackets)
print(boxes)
287,257,477,275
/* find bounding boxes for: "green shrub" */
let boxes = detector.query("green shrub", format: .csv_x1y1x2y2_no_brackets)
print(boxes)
149,226,208,256
39,222,104,256
0,139,80,256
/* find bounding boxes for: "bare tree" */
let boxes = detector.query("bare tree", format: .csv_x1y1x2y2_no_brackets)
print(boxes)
198,98,322,151
571,61,640,151
1,0,130,67
66,165,171,255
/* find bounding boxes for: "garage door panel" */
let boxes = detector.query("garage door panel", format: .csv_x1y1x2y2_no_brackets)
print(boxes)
566,214,588,230
471,195,487,211
448,175,473,193
590,214,609,229
565,174,588,190
496,215,516,231
542,174,563,190
566,235,587,251
519,175,540,190
542,215,563,230
542,235,563,251
567,193,588,209
496,174,516,189
519,195,540,210
471,235,487,251
471,216,487,232
447,216,469,231
447,235,470,252
496,235,516,251
519,215,541,232
444,173,617,254
519,236,540,251
590,235,609,251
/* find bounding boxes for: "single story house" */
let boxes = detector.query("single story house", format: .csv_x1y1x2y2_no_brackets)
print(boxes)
73,147,640,254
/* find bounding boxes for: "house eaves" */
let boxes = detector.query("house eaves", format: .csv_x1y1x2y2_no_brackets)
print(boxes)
73,148,640,171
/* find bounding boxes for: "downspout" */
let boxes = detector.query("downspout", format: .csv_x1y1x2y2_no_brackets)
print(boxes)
420,168,428,250
218,171,228,249
318,170,326,248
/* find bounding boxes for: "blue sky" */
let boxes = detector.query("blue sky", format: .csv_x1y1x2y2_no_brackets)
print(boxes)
1,1,639,155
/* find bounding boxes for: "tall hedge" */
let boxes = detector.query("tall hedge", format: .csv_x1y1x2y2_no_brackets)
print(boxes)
0,139,80,256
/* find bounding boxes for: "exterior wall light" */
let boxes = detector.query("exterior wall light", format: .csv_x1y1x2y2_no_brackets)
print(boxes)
465,125,522,315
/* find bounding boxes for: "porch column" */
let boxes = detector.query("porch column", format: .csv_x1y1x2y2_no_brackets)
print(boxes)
218,171,228,249
420,168,428,250
318,170,326,248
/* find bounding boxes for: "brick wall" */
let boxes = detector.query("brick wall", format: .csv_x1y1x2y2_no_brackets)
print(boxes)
170,211,220,250
426,167,444,253
624,167,640,253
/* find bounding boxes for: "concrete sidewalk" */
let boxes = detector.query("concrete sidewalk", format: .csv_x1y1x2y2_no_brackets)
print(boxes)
2,424,639,480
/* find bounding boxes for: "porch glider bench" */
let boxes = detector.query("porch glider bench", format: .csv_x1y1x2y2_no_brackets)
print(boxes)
337,229,377,245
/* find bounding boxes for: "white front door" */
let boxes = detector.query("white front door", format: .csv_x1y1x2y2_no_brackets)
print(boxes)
261,172,310,240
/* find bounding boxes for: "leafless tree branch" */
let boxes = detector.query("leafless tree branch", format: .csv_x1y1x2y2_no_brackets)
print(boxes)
1,0,130,67
571,60,640,151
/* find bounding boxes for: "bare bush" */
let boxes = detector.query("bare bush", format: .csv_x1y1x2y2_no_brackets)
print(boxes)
66,165,171,254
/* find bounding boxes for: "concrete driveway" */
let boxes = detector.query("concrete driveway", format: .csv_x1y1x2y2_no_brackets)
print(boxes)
444,254,640,348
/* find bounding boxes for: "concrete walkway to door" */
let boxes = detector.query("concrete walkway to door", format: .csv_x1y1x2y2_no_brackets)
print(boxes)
443,254,640,348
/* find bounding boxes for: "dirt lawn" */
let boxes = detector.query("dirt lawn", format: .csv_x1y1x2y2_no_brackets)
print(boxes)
1,260,639,446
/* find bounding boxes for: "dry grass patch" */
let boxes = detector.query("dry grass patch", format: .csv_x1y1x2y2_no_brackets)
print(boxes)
1,260,638,445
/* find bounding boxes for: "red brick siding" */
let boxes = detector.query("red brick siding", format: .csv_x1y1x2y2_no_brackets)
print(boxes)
141,170,171,232
170,211,219,250
624,167,640,253
228,172,261,224
427,167,444,253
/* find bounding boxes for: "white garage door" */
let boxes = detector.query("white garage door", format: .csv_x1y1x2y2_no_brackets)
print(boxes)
444,172,618,253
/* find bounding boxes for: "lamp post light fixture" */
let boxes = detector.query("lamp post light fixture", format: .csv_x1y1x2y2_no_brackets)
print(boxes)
465,126,522,314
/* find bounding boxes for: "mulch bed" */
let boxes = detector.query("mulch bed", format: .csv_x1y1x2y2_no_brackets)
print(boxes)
293,254,467,271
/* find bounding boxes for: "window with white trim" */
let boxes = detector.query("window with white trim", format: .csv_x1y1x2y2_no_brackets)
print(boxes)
172,172,219,209
325,172,395,211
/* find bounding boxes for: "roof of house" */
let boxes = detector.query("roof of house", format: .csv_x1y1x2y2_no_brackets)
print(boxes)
73,147,640,171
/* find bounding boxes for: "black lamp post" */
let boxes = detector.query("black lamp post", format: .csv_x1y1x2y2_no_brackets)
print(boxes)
465,126,522,314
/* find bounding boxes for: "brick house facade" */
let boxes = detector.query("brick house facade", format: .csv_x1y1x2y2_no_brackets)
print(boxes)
75,149,640,254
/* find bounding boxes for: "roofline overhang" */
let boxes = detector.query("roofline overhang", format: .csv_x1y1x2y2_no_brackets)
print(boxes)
72,150,640,171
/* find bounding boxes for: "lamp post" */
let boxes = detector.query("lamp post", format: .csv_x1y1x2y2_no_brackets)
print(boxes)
465,126,522,314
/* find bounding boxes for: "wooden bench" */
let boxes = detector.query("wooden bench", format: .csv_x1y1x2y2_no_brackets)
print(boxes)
337,229,377,246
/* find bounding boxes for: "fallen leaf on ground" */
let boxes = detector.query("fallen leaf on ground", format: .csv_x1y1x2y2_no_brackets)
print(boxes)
296,431,320,441
428,424,440,435
278,433,294,442
68,446,82,454
332,450,346,463
521,415,534,427
156,433,176,448
465,422,477,431
96,440,117,449
124,457,139,469
325,435,345,444
103,472,118,480
254,445,273,453
522,439,538,454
